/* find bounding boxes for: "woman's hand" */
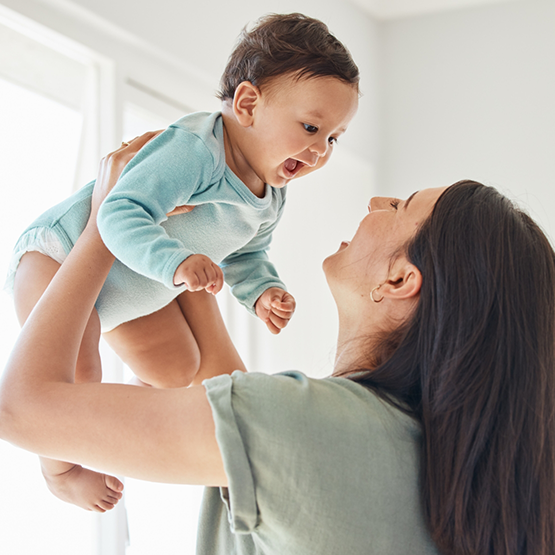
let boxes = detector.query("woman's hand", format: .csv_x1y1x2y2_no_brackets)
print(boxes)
89,131,194,223
89,131,162,221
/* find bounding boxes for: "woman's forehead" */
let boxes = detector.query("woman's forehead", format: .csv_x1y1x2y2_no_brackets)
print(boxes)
404,187,446,214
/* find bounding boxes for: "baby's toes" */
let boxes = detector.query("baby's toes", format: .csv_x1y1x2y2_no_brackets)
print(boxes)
105,474,124,494
91,503,108,513
97,498,116,512
105,491,122,505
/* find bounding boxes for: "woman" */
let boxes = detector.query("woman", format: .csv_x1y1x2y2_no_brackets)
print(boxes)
1,134,554,555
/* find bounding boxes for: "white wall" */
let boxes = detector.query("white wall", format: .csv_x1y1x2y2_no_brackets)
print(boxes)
3,0,551,413
381,0,555,243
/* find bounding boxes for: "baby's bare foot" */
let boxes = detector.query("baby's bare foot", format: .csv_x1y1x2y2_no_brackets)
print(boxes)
43,464,124,512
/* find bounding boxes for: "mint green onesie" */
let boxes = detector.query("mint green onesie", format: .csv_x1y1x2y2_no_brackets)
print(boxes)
6,112,287,332
199,371,441,555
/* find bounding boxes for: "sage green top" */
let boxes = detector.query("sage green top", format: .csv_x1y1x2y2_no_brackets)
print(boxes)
199,370,440,555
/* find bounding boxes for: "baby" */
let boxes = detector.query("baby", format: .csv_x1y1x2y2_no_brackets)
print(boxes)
6,13,359,511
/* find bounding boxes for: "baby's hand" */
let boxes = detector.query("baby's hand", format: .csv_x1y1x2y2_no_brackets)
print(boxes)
255,287,296,334
173,254,224,294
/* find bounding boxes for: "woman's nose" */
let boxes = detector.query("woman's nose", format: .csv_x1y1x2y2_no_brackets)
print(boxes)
369,197,386,212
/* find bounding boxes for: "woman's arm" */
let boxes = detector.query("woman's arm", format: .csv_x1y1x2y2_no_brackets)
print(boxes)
0,134,227,486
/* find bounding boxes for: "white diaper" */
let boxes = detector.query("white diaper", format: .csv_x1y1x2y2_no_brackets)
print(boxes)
4,227,68,295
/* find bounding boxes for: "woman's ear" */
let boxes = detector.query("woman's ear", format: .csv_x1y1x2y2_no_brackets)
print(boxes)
380,259,422,301
232,82,261,127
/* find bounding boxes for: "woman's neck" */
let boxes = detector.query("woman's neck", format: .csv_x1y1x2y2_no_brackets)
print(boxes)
333,313,375,376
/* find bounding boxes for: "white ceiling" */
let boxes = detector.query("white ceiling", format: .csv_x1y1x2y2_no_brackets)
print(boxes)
347,0,520,20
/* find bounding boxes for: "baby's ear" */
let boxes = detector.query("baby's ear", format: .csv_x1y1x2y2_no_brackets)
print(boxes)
233,81,260,127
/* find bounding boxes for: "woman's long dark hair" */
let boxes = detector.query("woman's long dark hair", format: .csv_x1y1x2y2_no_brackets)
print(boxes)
351,181,555,554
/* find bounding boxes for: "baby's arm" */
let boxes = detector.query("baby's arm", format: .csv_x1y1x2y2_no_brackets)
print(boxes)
220,192,295,331
97,126,216,289
255,287,296,334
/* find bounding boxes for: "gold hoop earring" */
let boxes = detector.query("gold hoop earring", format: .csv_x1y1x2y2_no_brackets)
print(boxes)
371,285,384,303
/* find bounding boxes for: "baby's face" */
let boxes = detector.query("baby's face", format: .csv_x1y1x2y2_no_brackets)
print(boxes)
246,74,359,188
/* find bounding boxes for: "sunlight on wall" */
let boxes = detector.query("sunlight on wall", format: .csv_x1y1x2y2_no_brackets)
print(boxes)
0,77,95,555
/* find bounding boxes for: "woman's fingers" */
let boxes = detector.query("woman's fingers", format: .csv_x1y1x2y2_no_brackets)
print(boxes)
166,205,195,217
91,131,164,216
112,130,163,166
121,130,163,151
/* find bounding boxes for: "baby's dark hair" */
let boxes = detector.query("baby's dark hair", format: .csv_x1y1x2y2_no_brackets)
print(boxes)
217,13,360,100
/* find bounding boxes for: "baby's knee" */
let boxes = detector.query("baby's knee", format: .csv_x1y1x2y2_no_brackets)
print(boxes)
146,345,201,389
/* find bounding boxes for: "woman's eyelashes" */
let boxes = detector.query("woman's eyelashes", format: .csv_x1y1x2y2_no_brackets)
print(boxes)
390,199,400,210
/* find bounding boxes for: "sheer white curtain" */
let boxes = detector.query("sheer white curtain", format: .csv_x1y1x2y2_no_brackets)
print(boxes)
0,13,253,554
0,22,97,555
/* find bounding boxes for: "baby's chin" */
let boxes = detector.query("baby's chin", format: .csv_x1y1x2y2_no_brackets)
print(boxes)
289,164,319,183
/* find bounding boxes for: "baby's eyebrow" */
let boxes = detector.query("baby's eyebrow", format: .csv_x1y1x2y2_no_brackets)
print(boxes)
306,110,324,119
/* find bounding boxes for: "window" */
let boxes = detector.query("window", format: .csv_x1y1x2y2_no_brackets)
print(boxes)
0,9,253,555
0,18,100,555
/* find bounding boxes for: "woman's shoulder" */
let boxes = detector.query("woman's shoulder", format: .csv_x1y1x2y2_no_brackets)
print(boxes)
202,370,435,555
204,369,420,445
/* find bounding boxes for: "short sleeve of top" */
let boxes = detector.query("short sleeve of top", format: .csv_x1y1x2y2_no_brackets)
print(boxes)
198,371,440,555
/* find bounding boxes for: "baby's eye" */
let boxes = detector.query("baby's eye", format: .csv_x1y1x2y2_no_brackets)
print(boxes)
328,136,338,145
303,124,318,133
390,199,400,210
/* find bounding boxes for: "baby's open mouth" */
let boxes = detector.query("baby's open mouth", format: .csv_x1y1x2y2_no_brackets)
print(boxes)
283,158,306,178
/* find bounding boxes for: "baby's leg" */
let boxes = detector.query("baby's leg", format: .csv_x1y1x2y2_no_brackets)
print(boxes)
176,290,246,384
103,290,245,388
13,252,123,512
103,299,202,388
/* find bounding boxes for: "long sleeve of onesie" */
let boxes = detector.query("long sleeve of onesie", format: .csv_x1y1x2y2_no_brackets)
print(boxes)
221,196,287,314
97,125,217,290
95,112,288,316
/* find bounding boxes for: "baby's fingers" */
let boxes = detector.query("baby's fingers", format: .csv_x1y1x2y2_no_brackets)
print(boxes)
270,294,296,313
268,311,291,334
183,272,202,291
269,304,295,318
265,317,282,335
205,269,224,295
267,307,292,320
